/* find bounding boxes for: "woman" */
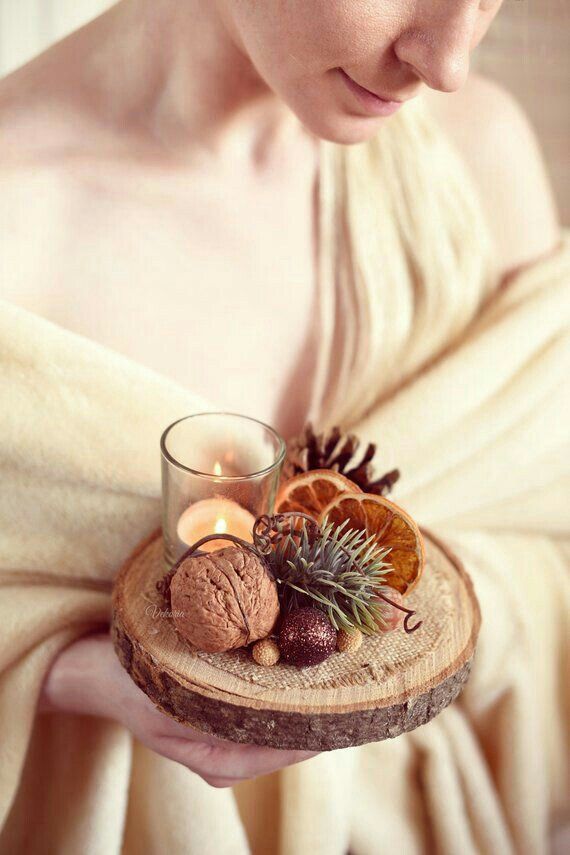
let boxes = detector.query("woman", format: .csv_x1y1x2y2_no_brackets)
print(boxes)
0,1,567,853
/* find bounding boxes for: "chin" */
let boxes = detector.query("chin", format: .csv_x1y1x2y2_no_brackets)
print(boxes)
297,109,390,146
284,84,394,145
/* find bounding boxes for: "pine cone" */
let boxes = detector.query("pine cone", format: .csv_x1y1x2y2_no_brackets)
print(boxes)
282,422,399,496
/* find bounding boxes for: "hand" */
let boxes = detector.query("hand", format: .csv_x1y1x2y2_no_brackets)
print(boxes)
40,632,318,787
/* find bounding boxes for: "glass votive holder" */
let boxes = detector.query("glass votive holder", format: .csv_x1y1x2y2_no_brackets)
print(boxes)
160,412,287,568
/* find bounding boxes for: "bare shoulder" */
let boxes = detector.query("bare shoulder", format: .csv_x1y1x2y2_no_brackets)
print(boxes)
424,73,560,279
0,41,135,236
0,48,122,305
0,58,85,243
0,49,109,168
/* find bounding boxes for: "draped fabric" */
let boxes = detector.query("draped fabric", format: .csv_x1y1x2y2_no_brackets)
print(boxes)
0,103,569,855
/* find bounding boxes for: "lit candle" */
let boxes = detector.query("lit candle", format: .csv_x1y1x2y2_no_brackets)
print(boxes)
176,461,256,553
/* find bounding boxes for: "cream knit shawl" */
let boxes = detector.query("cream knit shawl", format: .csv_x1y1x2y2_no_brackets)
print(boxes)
0,104,569,855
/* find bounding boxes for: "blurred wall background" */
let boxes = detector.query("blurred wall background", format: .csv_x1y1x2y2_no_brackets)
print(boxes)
473,0,569,224
0,0,568,221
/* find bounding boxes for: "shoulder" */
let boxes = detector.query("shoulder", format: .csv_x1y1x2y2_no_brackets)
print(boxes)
0,65,80,247
424,73,560,280
0,57,118,304
0,52,134,233
0,67,65,223
0,51,107,169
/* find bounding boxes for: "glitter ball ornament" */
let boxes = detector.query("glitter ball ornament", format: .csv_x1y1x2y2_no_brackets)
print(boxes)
336,627,363,653
252,638,280,666
279,607,337,667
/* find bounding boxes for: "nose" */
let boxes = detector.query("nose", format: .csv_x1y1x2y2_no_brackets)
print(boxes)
394,10,475,93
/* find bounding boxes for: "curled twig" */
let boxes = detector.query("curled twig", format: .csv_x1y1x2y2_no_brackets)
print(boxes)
252,511,320,554
376,592,422,633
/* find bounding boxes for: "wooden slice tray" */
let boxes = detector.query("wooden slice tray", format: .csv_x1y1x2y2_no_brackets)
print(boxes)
112,528,480,751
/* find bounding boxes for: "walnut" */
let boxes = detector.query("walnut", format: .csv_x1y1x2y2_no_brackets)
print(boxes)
169,546,280,653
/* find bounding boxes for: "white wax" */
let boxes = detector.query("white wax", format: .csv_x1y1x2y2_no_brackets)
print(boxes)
176,497,256,553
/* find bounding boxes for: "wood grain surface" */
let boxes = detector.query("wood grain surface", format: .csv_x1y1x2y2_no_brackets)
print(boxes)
112,528,481,750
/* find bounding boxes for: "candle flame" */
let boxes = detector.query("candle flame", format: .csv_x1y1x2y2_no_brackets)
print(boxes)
214,516,227,534
213,460,223,476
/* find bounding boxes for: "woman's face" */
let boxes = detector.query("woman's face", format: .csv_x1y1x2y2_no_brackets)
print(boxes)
225,0,504,143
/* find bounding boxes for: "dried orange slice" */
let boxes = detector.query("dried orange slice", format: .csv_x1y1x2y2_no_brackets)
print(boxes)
318,493,424,596
275,469,361,518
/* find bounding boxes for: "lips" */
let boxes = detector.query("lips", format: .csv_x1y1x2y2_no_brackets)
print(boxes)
339,68,401,105
337,68,405,118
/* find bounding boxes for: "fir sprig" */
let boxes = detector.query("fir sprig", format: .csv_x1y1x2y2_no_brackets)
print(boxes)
260,515,394,634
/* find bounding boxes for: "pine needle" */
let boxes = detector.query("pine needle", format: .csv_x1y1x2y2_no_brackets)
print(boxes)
261,513,394,634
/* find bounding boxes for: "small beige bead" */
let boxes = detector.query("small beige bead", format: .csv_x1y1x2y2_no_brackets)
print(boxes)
252,638,281,666
336,628,363,653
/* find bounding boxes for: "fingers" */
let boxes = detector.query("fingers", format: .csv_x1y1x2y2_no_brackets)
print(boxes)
200,774,245,789
110,650,319,788
202,741,319,782
158,732,319,786
153,716,223,745
156,716,317,767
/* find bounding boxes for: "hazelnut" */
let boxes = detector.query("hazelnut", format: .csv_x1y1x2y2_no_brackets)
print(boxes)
336,627,363,653
252,638,280,666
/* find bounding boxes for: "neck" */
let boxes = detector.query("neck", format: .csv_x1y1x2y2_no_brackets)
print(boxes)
91,0,300,163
